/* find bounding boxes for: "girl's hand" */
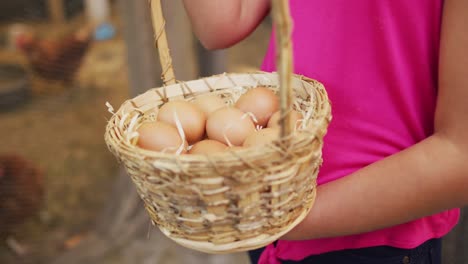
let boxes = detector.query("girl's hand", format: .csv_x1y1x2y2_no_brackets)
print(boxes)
182,0,270,49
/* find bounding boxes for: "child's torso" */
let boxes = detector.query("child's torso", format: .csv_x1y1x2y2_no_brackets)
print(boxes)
260,0,459,261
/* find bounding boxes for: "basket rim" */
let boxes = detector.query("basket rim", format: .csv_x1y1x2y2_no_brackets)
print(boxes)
104,71,331,163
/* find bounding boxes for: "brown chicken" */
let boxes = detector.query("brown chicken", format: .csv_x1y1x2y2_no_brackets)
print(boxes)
15,27,93,83
0,154,44,237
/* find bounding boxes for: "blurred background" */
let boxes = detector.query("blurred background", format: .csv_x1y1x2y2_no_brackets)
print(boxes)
0,1,465,264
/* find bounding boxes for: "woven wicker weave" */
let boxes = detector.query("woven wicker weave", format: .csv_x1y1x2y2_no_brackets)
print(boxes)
104,0,331,253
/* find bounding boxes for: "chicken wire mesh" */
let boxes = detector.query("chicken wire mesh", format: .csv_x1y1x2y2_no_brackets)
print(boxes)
0,0,128,263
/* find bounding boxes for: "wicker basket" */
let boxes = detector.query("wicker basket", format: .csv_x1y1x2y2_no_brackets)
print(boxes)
104,0,331,254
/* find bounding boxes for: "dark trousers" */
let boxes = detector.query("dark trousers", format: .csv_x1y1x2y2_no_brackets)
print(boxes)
248,238,441,264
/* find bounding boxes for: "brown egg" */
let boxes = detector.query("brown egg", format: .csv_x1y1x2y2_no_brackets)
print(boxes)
137,121,187,153
235,87,279,127
267,109,303,129
157,100,206,144
192,94,226,116
206,107,256,146
188,140,228,155
243,128,280,148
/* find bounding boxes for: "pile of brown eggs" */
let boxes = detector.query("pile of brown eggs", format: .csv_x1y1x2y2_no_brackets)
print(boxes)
136,87,303,155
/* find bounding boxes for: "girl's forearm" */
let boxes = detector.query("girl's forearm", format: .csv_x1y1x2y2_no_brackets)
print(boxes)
182,0,270,49
282,134,468,240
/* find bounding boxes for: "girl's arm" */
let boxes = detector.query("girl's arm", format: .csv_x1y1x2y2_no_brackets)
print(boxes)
182,0,270,49
283,0,468,240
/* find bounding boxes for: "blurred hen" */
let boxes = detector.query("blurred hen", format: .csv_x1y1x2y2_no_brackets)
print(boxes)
15,27,93,83
0,154,44,237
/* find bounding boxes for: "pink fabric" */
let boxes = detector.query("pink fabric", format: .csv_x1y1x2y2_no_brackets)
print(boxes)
259,0,459,263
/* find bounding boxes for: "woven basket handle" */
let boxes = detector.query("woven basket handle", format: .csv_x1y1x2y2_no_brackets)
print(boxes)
149,0,176,85
271,0,294,137
149,0,294,137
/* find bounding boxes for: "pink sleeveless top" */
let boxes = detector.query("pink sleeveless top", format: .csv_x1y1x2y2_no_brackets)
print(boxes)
259,0,459,263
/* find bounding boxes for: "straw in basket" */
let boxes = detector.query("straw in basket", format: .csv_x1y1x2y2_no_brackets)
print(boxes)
104,0,331,254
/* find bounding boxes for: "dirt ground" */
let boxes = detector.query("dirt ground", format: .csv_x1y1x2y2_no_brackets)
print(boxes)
0,10,271,264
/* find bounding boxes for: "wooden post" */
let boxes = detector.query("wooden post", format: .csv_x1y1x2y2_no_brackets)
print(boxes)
196,44,227,77
161,0,197,81
47,0,65,24
120,0,161,96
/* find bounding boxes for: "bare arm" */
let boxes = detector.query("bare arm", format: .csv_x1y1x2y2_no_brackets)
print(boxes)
182,0,270,49
283,0,468,240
